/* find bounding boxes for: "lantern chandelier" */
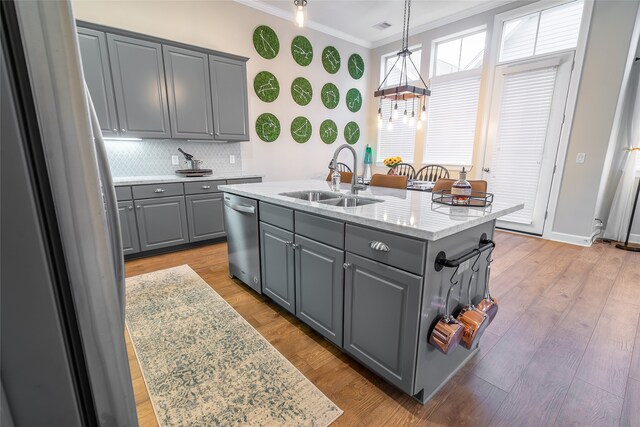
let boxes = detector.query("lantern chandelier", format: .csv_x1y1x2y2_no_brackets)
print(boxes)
375,0,430,130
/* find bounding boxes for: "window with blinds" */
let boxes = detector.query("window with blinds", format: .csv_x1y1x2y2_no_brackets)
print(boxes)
423,75,481,166
376,99,417,163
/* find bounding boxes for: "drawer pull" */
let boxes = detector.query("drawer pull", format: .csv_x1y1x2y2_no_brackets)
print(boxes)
128,205,133,211
201,185,211,190
154,188,166,193
343,263,352,269
369,241,391,252
136,205,140,209
291,243,300,250
285,241,292,246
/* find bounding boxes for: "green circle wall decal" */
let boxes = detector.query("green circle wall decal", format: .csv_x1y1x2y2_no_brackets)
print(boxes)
291,77,313,106
319,119,338,144
322,46,341,74
291,35,313,66
291,116,312,143
321,83,340,109
254,71,280,102
344,121,360,145
255,113,280,142
346,88,362,112
253,25,279,59
348,53,365,79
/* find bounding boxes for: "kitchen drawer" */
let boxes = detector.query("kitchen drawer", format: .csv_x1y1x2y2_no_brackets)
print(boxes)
259,202,293,232
184,180,226,195
227,177,261,185
115,186,132,201
131,182,184,199
295,211,344,249
345,224,426,275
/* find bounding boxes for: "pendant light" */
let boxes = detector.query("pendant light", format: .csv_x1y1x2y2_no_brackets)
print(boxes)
374,0,430,129
294,0,307,27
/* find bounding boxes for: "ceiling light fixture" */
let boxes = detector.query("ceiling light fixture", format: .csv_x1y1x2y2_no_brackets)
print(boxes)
374,0,430,130
293,0,307,27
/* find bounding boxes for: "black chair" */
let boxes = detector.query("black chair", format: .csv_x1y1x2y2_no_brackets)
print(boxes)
415,165,449,181
387,163,415,179
336,162,352,173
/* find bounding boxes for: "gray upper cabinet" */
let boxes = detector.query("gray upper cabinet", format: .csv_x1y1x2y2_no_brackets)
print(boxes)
117,201,140,255
107,34,171,138
135,196,189,251
185,193,225,242
294,235,344,346
260,222,295,314
209,55,249,141
163,46,214,140
77,28,119,137
343,253,422,394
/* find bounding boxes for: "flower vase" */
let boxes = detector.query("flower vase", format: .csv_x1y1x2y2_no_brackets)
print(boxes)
389,167,397,175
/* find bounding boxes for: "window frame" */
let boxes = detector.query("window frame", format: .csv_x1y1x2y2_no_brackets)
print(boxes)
429,26,487,79
378,44,422,89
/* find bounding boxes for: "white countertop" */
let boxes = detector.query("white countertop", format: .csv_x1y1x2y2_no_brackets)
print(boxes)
113,173,262,186
219,180,524,241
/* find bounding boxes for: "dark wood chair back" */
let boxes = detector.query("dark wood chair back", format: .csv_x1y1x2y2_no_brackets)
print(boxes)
415,165,449,181
336,162,352,173
370,174,408,189
432,178,487,194
326,171,354,182
387,163,416,178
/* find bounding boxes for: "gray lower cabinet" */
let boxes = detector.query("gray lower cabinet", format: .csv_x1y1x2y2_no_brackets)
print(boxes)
117,201,140,255
107,34,171,138
209,55,249,141
260,222,295,314
185,193,225,242
343,252,422,394
135,196,189,251
294,235,344,346
163,45,214,140
77,28,119,137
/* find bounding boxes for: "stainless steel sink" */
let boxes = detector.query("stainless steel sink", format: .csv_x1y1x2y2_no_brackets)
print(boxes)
279,190,343,201
318,196,382,207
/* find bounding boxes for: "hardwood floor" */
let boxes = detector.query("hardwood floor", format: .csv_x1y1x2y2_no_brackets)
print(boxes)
123,232,640,426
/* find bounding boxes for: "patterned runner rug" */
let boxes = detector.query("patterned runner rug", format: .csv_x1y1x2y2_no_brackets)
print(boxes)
126,265,343,426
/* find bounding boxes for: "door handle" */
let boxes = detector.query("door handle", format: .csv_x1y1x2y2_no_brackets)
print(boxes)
483,168,490,173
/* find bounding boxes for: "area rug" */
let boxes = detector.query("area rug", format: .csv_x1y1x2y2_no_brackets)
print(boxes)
125,265,343,427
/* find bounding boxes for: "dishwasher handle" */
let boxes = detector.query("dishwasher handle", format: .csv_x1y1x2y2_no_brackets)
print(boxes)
224,199,256,214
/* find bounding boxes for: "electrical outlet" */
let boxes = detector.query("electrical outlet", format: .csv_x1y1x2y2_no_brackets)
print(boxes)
229,155,235,164
171,155,179,166
576,153,586,164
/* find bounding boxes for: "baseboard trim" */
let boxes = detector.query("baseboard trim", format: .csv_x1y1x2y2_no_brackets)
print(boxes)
546,231,593,247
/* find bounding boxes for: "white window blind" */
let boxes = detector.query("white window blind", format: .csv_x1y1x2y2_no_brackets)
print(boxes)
377,100,416,163
491,66,557,224
423,75,481,165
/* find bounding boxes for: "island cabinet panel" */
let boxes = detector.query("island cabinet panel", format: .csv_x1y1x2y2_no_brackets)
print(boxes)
77,28,119,137
117,201,140,255
260,222,295,314
209,55,249,141
294,235,344,346
135,196,189,251
295,212,344,249
107,34,171,138
185,194,225,242
163,45,214,140
343,252,422,394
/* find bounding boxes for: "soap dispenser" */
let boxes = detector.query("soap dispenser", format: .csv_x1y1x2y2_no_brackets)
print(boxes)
363,144,373,182
451,167,472,205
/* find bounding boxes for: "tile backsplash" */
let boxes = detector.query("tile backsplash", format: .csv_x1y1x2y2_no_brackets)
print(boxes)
104,139,242,177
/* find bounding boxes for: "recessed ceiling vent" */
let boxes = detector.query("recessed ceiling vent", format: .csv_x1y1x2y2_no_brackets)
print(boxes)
373,22,392,30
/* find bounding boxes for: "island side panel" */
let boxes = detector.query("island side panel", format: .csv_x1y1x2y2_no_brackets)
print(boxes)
413,220,496,402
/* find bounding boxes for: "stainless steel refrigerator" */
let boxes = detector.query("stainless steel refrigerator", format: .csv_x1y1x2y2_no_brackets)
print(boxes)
1,1,138,425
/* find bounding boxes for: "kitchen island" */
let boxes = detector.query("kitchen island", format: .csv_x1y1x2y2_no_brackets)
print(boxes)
219,179,523,404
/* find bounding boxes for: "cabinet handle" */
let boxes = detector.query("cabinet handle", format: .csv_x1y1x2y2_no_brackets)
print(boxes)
285,241,292,246
291,243,300,250
136,205,140,209
121,129,126,132
210,132,213,136
128,205,133,211
343,263,352,269
369,241,391,252
154,188,166,193
201,185,211,189
112,128,117,132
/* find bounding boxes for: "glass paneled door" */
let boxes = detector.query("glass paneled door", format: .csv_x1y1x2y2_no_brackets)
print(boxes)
482,52,574,235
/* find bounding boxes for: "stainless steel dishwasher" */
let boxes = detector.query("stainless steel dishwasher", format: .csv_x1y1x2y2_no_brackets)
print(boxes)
223,193,261,293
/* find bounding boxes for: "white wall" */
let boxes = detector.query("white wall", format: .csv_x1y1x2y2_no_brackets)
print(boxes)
72,0,371,182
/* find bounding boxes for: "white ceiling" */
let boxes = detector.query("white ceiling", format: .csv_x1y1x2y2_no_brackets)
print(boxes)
236,0,518,48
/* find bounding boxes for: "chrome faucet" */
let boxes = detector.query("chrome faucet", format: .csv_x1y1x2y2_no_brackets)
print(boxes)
329,144,365,195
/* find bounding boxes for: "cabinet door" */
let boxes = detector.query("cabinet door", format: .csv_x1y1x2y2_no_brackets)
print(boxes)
135,196,188,251
343,253,422,394
77,28,119,137
295,235,344,346
163,45,214,140
209,55,249,141
260,222,295,314
117,201,140,255
107,34,171,138
185,193,225,242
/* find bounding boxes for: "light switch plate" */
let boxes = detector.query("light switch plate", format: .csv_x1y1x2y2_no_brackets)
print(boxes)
229,155,236,164
171,155,179,166
576,153,586,164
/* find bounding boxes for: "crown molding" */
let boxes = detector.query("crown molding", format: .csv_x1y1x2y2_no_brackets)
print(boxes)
232,0,373,48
